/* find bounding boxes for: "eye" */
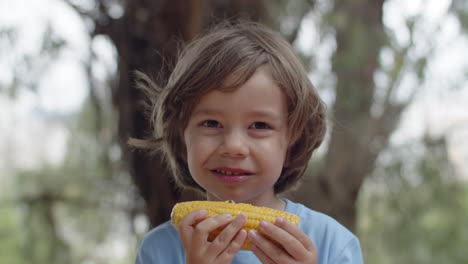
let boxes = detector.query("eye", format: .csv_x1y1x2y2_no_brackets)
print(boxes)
250,122,271,129
201,120,221,128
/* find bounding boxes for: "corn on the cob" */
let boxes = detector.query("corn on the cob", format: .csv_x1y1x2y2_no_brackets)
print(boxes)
171,200,300,250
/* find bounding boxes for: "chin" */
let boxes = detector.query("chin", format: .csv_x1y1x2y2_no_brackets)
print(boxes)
211,192,249,203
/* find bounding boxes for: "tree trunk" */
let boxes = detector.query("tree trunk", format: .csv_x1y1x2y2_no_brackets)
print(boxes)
291,0,390,232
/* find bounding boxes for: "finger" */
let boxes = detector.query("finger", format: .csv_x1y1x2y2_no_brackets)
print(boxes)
248,229,289,262
192,213,233,246
217,229,247,263
178,209,208,246
210,214,247,253
179,209,208,228
249,232,275,264
275,217,317,253
258,220,305,259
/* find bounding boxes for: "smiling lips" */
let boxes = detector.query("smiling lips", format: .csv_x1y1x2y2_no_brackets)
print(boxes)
211,167,253,183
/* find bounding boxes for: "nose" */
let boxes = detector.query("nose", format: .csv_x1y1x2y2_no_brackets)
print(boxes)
219,130,249,158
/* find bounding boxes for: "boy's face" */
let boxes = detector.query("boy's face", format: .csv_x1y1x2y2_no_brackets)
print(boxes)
183,66,290,207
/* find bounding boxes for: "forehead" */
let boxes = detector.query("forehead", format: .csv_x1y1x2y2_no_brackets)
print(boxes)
192,67,288,118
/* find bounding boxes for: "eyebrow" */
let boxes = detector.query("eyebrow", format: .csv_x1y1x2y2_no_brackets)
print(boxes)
192,108,223,117
193,108,283,120
248,109,283,120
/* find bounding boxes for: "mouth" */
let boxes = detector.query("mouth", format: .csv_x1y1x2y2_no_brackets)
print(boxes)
211,169,254,176
210,168,254,183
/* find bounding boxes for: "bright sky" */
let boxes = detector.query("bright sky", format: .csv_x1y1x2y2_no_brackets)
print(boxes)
0,0,117,172
0,0,467,177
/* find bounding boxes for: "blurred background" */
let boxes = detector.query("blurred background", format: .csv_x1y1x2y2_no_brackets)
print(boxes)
1,0,467,263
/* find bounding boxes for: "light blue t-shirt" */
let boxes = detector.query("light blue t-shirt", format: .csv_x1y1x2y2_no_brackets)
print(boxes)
135,199,363,264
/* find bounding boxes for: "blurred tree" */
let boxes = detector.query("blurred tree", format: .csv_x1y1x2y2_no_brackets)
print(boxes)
2,97,131,263
0,204,26,264
291,0,443,230
0,21,74,264
451,0,468,32
1,18,130,262
293,0,390,229
358,134,468,263
0,23,66,97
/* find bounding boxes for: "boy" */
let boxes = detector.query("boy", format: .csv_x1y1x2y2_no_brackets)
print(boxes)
134,22,363,264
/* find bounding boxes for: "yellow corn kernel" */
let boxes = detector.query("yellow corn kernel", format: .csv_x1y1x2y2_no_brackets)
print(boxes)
171,200,300,250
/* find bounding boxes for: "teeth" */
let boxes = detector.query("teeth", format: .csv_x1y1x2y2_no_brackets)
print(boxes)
215,169,245,176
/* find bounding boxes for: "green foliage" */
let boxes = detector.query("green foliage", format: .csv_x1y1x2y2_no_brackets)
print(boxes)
0,5,134,261
0,95,129,263
0,205,26,264
358,137,468,263
451,0,468,33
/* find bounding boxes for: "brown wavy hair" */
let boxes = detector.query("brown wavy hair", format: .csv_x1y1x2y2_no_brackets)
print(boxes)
132,21,326,195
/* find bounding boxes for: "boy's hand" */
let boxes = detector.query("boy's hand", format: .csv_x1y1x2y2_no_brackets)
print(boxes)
178,209,247,264
248,217,317,264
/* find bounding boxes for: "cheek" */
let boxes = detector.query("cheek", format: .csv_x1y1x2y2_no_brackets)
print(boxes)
184,131,210,164
184,137,196,163
265,134,289,154
256,139,288,164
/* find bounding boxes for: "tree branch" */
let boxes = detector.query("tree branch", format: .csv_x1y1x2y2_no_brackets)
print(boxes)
284,1,315,44
62,0,92,18
62,0,116,38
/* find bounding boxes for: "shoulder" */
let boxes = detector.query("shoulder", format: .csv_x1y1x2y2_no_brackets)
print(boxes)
135,221,185,264
285,200,363,264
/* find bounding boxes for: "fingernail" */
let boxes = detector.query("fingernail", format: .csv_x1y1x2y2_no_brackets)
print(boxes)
222,213,232,220
239,229,247,237
236,213,246,221
248,230,257,239
259,221,269,231
199,209,208,216
275,217,285,225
